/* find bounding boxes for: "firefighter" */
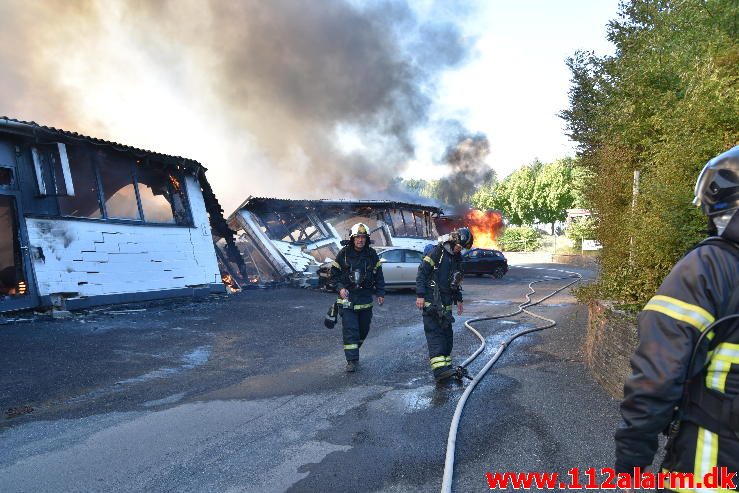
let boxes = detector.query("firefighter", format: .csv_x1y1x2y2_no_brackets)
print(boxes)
330,222,385,372
416,227,473,382
614,145,739,489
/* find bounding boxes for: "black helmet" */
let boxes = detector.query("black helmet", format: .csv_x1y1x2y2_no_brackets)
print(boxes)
456,227,473,249
693,145,739,217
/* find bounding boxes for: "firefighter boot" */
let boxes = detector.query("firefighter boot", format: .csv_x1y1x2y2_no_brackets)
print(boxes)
345,360,359,373
434,366,456,382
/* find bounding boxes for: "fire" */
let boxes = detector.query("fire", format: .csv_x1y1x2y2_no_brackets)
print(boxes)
221,274,241,292
168,174,182,191
464,209,504,250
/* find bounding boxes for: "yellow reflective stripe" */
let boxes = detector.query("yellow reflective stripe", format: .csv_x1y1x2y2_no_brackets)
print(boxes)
693,426,720,492
643,295,715,332
430,356,447,364
706,359,729,393
706,342,739,392
423,256,435,267
712,342,739,361
343,344,359,350
431,360,449,369
650,295,715,324
331,261,341,269
353,303,373,310
422,301,452,311
445,356,452,363
375,260,382,270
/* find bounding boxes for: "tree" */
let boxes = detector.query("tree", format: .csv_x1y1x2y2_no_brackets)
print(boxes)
560,0,739,304
473,158,591,232
533,158,578,234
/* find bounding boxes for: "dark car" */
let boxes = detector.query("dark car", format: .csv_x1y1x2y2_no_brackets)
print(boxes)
462,248,508,278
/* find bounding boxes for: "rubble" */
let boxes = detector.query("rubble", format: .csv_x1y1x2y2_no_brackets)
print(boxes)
219,198,442,287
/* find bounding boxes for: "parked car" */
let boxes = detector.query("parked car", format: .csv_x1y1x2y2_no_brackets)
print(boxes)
462,248,508,278
318,247,424,291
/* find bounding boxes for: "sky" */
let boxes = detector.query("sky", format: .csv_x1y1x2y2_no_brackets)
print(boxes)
403,0,620,180
0,0,620,212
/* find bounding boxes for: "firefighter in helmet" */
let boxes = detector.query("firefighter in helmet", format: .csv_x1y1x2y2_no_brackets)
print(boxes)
416,227,473,382
329,222,385,372
615,145,739,487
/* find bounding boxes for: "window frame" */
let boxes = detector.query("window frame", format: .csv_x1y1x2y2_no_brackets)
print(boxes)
47,144,194,227
0,167,14,189
133,159,194,226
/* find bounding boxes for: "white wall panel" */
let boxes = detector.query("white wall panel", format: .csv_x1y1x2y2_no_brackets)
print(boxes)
25,175,221,298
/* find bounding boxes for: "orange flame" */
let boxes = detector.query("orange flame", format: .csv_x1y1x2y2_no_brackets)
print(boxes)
168,174,182,192
465,209,505,250
221,274,241,292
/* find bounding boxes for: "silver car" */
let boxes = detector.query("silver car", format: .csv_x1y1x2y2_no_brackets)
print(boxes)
318,247,424,291
376,247,424,289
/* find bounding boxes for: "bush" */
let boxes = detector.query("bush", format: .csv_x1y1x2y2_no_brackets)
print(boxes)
565,216,598,248
499,226,541,252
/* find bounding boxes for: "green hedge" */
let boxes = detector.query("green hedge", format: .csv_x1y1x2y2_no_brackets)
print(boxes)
561,0,739,304
499,226,541,252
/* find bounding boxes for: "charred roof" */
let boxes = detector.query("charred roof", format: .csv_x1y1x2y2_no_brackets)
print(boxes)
0,116,205,173
236,196,443,215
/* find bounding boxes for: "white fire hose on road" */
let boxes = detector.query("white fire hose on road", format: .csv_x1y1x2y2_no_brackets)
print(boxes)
441,266,583,493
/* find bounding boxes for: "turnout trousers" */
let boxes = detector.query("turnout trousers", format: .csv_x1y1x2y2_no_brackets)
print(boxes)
422,307,454,378
341,306,372,362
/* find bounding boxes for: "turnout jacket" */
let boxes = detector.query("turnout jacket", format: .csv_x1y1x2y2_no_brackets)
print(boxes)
615,239,739,482
416,244,464,308
330,245,385,307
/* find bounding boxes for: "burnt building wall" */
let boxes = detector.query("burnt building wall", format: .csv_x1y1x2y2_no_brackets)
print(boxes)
25,175,221,303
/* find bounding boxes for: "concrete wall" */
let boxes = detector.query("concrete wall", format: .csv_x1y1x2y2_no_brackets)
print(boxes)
502,251,553,264
583,300,639,399
25,175,220,300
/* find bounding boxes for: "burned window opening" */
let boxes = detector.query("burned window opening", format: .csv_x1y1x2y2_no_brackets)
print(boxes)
96,150,141,220
255,210,327,245
234,232,279,283
0,167,13,188
31,143,74,197
57,144,102,218
53,145,192,225
135,161,190,225
0,196,28,298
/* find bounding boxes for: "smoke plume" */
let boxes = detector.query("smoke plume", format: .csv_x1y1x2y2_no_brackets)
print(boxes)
437,132,493,207
0,0,474,211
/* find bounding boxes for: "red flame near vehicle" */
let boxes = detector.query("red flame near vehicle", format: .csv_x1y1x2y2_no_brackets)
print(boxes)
465,209,504,250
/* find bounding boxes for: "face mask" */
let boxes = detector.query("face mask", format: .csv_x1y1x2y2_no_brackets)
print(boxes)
714,210,736,236
717,210,739,242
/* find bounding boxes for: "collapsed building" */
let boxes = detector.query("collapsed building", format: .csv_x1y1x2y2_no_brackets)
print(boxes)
0,117,237,313
218,197,442,286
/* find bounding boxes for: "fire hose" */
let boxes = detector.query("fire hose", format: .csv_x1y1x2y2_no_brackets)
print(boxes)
441,266,583,493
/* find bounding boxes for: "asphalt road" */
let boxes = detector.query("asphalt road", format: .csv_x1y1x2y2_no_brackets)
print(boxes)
0,264,627,492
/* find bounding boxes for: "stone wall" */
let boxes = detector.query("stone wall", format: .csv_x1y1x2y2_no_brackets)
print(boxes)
551,253,599,268
583,300,639,399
